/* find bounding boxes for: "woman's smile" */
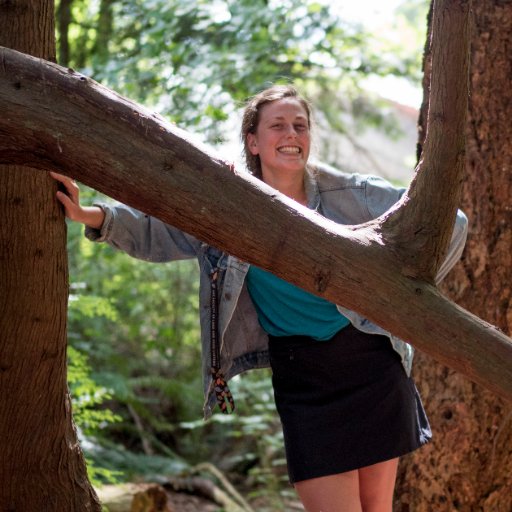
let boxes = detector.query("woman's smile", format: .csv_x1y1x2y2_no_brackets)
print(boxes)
277,145,302,154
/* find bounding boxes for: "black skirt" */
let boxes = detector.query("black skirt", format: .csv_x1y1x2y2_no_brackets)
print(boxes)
268,324,431,484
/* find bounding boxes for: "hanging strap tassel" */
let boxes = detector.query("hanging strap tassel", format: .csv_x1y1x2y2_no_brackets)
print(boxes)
211,368,235,414
210,268,235,413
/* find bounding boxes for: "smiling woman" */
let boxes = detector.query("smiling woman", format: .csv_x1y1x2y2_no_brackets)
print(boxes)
235,84,447,511
245,94,311,205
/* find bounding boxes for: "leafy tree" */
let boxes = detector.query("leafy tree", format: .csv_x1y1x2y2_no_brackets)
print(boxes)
65,198,204,462
56,0,419,143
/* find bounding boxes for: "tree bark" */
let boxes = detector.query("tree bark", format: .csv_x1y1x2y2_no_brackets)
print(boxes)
0,1,100,510
0,1,511,404
382,0,470,282
395,1,512,510
92,0,114,65
57,0,72,66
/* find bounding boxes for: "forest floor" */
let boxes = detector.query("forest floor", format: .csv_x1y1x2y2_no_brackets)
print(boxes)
98,482,305,512
166,489,218,511
167,490,304,511
166,490,305,511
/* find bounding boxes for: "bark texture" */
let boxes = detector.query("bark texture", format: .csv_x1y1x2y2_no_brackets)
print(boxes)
395,1,512,510
382,0,469,283
0,1,100,510
57,0,72,66
0,1,511,403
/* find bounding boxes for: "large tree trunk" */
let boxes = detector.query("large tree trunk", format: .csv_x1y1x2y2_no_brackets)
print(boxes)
0,1,511,403
0,1,100,510
92,0,114,65
57,0,72,66
395,1,512,510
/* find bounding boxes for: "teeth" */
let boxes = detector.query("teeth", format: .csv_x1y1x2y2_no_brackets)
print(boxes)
278,146,300,154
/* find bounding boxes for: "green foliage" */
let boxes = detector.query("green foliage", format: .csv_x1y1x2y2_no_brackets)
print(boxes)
65,187,203,483
178,370,288,501
86,440,189,482
84,457,124,488
55,0,425,144
67,341,124,485
68,345,121,435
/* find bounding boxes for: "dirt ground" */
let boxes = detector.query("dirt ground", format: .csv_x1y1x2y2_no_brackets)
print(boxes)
97,483,305,512
166,490,305,511
166,489,219,512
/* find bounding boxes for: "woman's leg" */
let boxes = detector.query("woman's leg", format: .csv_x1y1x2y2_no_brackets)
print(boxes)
358,458,399,512
294,470,362,512
293,458,398,512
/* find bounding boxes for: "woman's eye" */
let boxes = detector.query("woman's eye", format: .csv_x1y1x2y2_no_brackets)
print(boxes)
295,124,307,132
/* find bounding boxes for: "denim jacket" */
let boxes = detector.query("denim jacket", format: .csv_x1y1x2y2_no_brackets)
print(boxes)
85,163,468,418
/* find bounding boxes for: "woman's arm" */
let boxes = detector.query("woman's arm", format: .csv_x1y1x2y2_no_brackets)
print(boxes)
435,209,468,284
50,172,200,262
51,172,105,229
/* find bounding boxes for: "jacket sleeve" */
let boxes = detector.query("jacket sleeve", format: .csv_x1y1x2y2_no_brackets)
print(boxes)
84,203,200,262
435,209,468,284
364,175,406,219
364,175,468,283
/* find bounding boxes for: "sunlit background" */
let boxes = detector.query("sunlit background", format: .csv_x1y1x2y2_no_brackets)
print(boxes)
333,0,425,107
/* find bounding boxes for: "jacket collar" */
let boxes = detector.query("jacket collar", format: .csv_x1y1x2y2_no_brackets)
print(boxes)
304,166,320,211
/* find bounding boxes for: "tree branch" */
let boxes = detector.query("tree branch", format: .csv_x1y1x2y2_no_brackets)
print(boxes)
0,38,511,401
381,0,471,282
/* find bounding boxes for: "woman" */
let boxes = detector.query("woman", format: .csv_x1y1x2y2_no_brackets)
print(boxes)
52,85,467,511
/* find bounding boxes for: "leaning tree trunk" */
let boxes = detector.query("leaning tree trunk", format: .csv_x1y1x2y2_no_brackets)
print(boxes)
0,1,100,510
395,1,512,510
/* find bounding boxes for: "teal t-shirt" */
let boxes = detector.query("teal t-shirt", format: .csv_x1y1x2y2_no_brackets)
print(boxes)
246,266,350,341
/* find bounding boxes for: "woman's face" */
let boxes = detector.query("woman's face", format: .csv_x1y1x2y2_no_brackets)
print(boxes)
247,98,311,181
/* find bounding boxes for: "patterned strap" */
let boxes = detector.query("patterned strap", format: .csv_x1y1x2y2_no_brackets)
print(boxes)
210,268,235,414
211,368,235,414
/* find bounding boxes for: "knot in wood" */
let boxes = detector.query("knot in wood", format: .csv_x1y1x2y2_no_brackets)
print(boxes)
314,268,331,293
